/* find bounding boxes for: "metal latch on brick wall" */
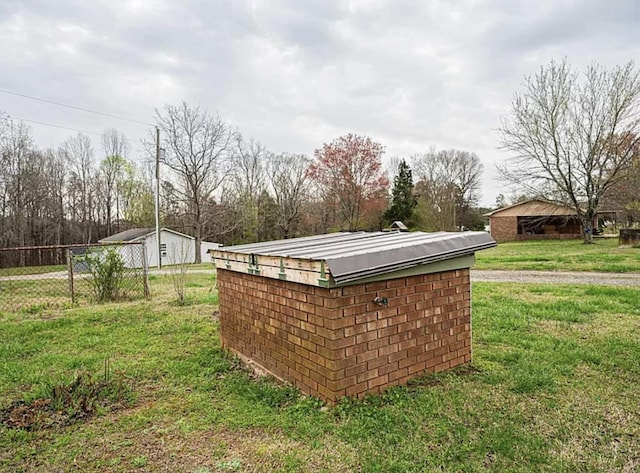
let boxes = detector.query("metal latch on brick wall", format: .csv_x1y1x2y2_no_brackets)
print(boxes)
373,296,388,306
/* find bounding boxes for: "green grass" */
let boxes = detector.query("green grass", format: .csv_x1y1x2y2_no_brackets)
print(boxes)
475,238,640,272
0,271,149,313
1,277,639,472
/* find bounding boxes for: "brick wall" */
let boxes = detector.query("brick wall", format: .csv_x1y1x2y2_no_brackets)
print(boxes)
489,216,518,242
217,268,472,404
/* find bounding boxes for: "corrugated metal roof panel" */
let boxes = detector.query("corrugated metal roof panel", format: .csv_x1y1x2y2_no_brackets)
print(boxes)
99,227,154,242
217,231,496,285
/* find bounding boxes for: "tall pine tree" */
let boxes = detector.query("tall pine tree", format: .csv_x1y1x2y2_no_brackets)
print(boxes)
384,159,417,227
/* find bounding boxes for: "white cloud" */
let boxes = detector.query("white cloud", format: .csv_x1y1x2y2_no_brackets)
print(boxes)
1,0,639,205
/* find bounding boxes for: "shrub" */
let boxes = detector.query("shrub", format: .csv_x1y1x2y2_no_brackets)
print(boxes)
84,247,126,302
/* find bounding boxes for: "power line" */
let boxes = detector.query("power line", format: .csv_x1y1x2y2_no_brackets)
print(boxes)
9,115,144,147
0,88,154,126
10,116,104,137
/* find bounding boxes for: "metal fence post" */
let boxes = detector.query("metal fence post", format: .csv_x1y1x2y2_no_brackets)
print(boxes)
67,248,75,304
141,243,150,299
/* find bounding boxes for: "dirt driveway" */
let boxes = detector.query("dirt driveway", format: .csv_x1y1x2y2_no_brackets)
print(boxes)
471,270,640,286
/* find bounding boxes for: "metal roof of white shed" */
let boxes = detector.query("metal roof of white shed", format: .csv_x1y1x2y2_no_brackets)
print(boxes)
215,231,496,285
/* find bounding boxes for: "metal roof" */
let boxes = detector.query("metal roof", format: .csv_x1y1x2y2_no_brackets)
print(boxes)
218,231,496,285
99,227,195,242
99,228,154,242
484,199,577,217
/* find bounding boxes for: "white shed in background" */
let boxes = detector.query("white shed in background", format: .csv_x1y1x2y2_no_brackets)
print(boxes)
99,228,196,268
201,241,221,262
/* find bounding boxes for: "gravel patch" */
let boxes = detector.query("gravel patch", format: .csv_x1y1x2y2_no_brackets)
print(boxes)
472,270,640,286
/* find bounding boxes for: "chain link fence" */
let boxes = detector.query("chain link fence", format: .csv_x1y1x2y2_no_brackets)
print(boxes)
0,243,149,313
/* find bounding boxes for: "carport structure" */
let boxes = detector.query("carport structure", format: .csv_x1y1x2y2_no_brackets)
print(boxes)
485,199,582,242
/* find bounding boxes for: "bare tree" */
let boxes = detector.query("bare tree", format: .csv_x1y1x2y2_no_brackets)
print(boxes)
155,102,235,262
0,119,34,250
498,60,640,242
266,152,311,239
42,149,67,245
412,148,483,230
61,134,96,243
99,129,131,235
231,136,267,242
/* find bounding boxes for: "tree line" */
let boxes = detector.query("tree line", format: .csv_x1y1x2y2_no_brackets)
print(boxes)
3,58,639,256
0,104,486,262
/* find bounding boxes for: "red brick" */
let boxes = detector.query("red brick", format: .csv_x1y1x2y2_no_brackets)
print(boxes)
325,336,355,350
406,293,424,304
386,277,407,288
344,324,367,337
356,331,377,344
378,361,399,376
342,285,364,296
377,325,397,338
355,312,377,325
345,362,368,378
324,315,356,330
357,368,379,383
345,381,368,397
399,355,417,369
388,367,409,382
367,337,390,351
405,274,424,285
367,356,388,370
397,285,416,296
368,374,389,389
327,376,357,392
356,350,377,364
365,281,387,292
442,351,457,363
345,343,368,357
315,305,336,319
317,346,342,361
367,318,388,331
308,294,323,306
449,356,466,368
217,267,473,404
434,361,450,372
302,375,318,391
407,361,426,375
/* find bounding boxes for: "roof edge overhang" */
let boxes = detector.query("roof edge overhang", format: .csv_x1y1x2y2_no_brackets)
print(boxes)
212,231,496,288
328,241,494,285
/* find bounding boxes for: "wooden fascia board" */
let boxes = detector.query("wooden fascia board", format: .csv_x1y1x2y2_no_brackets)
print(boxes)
212,251,475,288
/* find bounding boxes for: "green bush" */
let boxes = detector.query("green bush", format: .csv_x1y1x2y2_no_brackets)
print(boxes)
84,248,126,302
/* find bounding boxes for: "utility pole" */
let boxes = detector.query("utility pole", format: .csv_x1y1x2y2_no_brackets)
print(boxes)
155,127,161,269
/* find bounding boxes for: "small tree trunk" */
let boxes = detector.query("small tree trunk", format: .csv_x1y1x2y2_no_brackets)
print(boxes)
195,225,202,263
581,217,594,244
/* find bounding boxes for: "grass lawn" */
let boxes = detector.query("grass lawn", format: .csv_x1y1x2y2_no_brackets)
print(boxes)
475,238,640,272
1,275,639,472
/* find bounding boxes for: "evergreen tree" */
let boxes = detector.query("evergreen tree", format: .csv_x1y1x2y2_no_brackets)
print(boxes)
384,159,417,226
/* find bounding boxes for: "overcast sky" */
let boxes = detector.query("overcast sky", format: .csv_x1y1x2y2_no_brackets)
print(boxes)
1,0,639,206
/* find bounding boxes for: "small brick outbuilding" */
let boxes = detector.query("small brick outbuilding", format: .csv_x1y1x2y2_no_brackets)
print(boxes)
213,231,495,404
484,200,582,243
